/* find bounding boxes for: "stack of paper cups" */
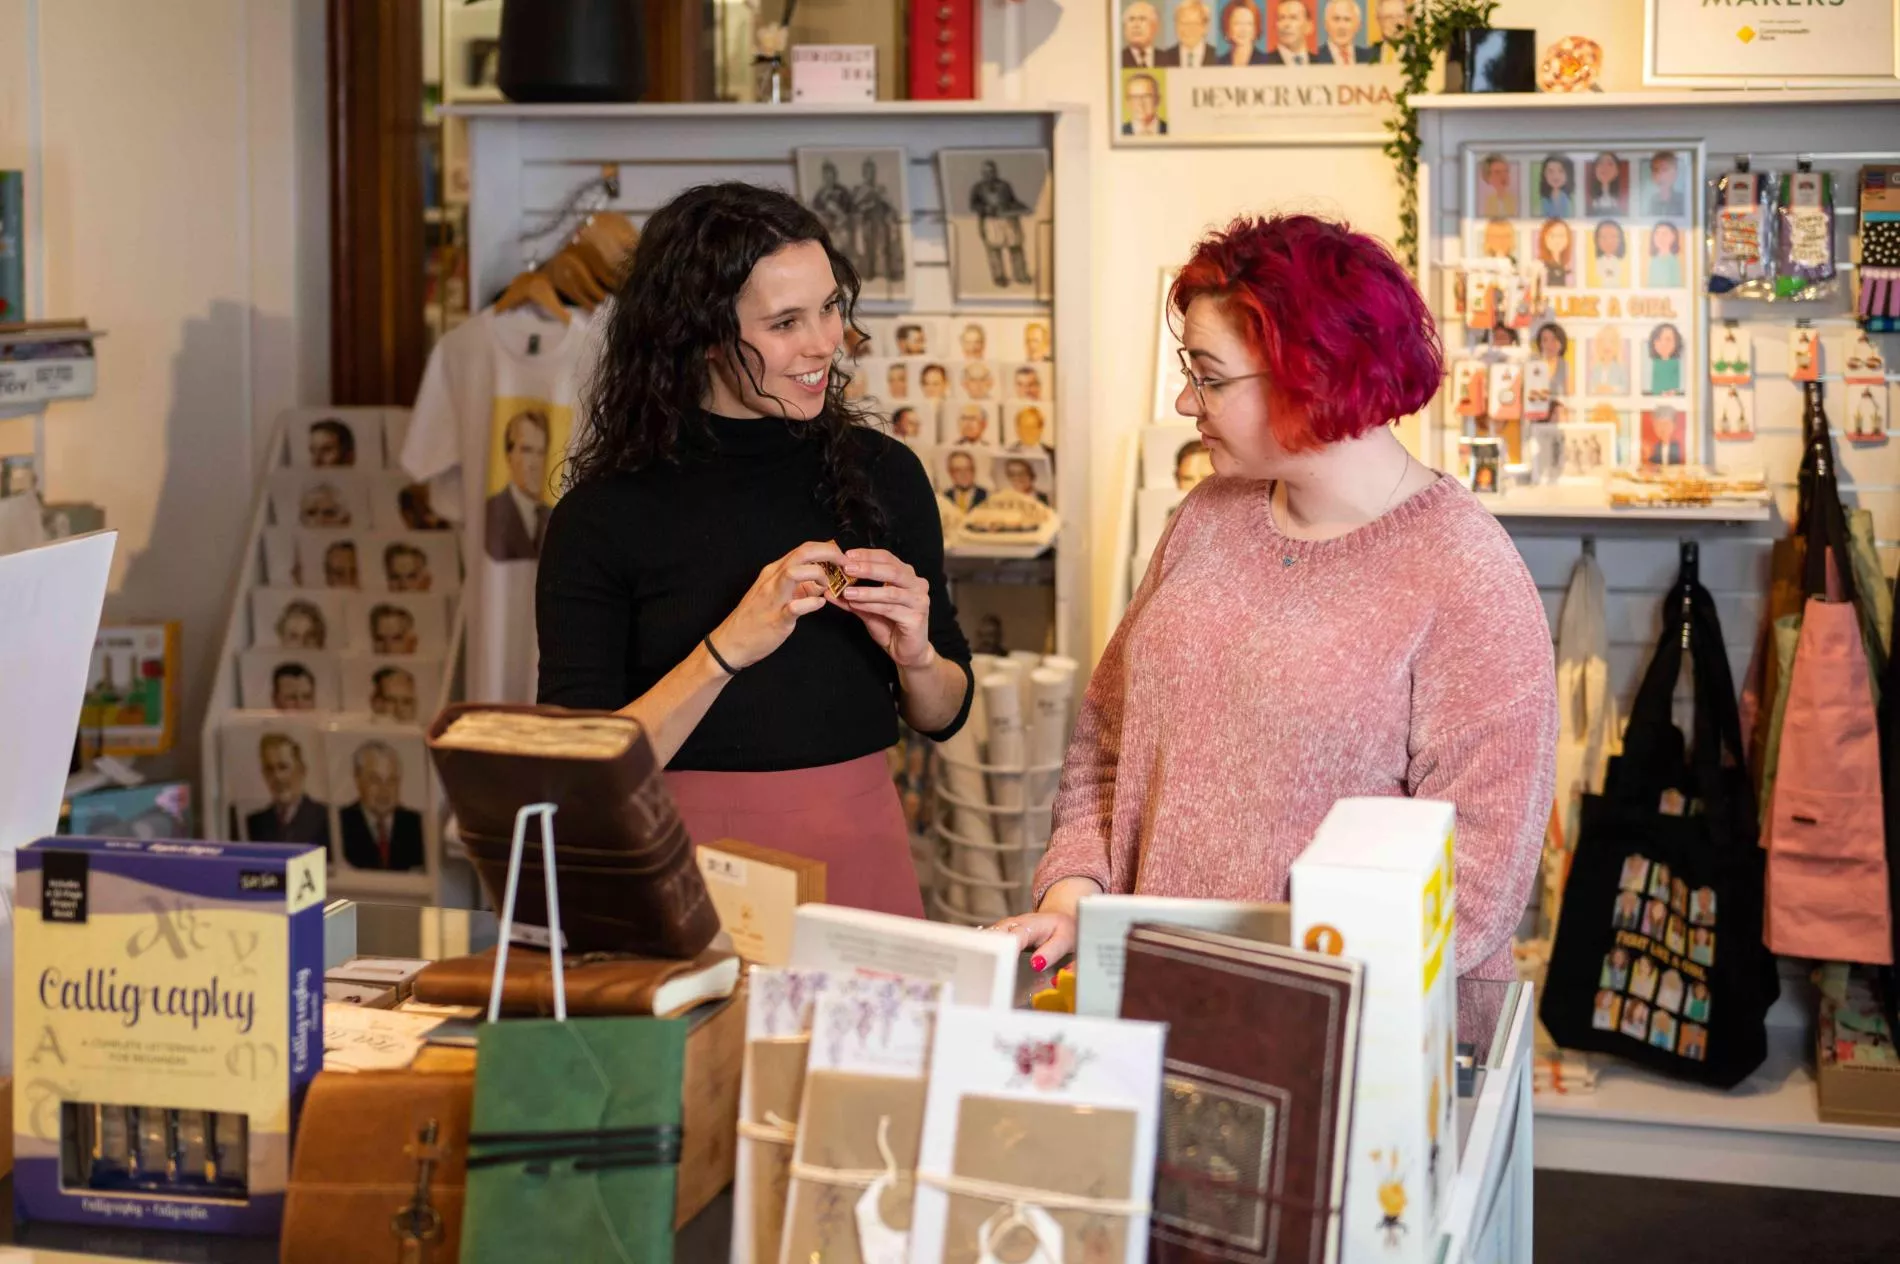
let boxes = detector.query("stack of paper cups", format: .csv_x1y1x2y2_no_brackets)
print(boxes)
982,672,1028,891
934,704,1007,920
1026,666,1073,856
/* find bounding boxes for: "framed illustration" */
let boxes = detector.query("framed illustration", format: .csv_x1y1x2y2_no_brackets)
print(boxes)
323,722,438,896
1646,0,1900,86
1152,268,1184,422
1111,0,1407,146
79,622,181,757
937,149,1054,304
221,713,332,851
793,147,912,304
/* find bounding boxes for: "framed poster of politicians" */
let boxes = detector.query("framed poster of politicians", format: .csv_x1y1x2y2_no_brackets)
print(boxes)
1112,0,1408,146
1645,0,1900,86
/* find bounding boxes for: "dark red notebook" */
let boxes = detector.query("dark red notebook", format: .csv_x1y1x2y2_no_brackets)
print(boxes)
1120,924,1364,1264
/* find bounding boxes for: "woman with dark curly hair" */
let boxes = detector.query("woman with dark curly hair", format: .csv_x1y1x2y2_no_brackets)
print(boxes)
537,182,973,916
997,215,1556,1024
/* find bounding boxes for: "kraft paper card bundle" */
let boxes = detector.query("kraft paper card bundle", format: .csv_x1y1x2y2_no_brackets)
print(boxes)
910,1008,1165,1264
733,968,836,1264
779,978,940,1264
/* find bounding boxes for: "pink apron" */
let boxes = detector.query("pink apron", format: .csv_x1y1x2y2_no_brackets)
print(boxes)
666,752,924,919
1766,596,1895,963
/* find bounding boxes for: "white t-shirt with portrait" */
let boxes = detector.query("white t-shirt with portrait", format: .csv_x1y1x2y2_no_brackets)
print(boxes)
401,306,605,705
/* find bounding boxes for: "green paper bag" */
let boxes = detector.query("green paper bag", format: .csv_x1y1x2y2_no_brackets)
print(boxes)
463,1016,687,1263
459,802,688,1263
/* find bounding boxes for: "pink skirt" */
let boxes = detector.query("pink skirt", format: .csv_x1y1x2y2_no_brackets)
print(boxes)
666,752,924,919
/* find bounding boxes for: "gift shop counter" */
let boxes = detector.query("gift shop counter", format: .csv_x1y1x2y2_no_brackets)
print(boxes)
1,898,1534,1264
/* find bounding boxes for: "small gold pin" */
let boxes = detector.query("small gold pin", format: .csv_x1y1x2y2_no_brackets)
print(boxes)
821,562,850,598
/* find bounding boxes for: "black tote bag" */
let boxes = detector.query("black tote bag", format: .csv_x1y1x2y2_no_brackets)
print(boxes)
1541,550,1779,1088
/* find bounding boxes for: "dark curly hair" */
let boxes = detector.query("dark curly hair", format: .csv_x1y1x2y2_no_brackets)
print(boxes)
568,181,884,541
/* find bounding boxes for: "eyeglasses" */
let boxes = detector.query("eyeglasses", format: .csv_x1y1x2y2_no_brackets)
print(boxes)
1177,348,1269,414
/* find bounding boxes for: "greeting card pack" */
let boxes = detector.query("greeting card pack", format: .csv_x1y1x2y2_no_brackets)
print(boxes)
734,968,835,1264
1290,799,1457,1264
910,1007,1165,1264
778,978,939,1264
13,837,327,1234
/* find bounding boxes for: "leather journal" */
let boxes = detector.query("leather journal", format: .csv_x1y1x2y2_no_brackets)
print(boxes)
1120,924,1365,1264
412,944,740,1019
426,703,720,958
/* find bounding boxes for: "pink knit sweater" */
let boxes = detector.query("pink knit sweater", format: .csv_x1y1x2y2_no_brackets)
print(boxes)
1036,473,1557,987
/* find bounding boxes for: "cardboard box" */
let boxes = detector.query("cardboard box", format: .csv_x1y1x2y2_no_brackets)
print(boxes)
1815,997,1900,1129
13,836,327,1234
1291,798,1458,1264
325,956,431,1000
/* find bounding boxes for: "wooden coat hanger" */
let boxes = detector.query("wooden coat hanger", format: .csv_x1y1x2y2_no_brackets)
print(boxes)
493,266,571,324
543,249,608,309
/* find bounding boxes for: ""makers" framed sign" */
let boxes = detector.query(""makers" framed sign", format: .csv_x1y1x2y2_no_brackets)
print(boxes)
1646,0,1900,86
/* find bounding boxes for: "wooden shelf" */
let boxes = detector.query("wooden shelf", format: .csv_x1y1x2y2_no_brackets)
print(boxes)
1480,487,1774,524
1535,1023,1900,1197
1412,88,1900,112
444,100,1086,120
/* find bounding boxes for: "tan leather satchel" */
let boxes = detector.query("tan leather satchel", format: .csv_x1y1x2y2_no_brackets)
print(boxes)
280,1052,474,1264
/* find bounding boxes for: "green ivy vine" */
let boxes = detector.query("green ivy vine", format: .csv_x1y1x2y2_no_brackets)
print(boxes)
1384,0,1500,267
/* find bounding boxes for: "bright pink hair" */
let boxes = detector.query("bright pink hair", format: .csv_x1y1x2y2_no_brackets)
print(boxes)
1171,214,1442,453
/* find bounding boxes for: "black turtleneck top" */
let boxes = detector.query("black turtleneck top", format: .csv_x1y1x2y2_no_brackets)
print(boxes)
535,413,974,772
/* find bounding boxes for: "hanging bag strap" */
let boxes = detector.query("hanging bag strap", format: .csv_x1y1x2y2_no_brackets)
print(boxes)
1614,545,1755,842
1799,383,1860,606
487,802,567,1023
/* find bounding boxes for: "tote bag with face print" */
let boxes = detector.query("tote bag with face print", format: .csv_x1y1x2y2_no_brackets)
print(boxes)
1541,554,1779,1088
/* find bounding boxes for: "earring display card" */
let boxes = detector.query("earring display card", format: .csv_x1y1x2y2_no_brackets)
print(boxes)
13,837,326,1234
1789,328,1822,382
1712,386,1756,442
909,1007,1165,1264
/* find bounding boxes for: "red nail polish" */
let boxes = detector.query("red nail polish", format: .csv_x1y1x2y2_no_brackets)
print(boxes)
1031,955,1046,972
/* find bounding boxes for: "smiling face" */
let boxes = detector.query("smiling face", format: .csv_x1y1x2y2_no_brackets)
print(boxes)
1228,3,1259,47
354,746,402,817
1125,74,1160,125
1177,296,1282,480
921,364,948,398
962,364,994,399
260,738,306,805
961,325,986,359
958,408,988,442
502,413,549,499
1123,1,1159,49
1276,0,1310,50
706,239,842,422
371,670,418,723
1541,220,1572,258
1376,0,1408,36
1595,222,1623,256
1594,153,1619,185
947,451,978,489
1652,326,1680,359
1324,0,1360,47
1176,1,1209,45
1006,460,1036,494
1543,158,1568,191
1538,326,1563,359
1652,222,1679,255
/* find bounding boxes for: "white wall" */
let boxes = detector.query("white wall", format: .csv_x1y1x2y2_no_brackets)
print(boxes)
0,0,329,784
995,0,1647,655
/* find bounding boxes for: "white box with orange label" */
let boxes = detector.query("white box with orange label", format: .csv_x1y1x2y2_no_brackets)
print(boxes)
1291,797,1456,1264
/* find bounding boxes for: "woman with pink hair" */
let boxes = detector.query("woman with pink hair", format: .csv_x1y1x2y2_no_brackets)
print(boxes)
996,214,1556,1021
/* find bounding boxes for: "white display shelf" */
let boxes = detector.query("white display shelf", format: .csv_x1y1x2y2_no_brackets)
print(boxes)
446,101,1086,120
1412,87,1900,112
1535,1023,1900,1197
1480,487,1774,524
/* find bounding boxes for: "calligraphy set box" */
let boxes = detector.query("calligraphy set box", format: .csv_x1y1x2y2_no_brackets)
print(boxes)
12,836,328,1234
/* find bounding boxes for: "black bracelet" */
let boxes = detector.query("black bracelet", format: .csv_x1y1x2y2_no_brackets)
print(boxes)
703,634,740,676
